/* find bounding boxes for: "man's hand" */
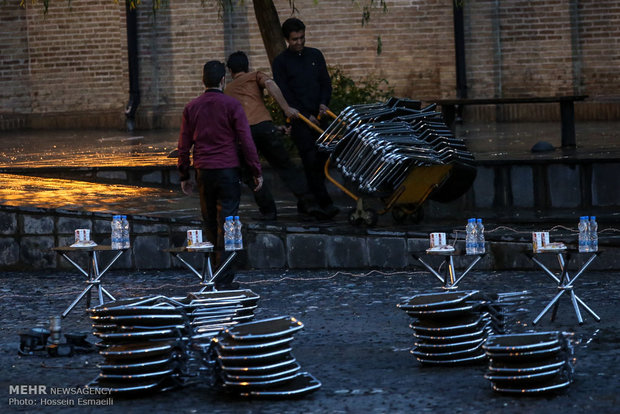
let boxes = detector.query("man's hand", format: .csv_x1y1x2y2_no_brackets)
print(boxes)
309,115,320,126
276,124,292,135
253,176,264,192
319,104,329,116
181,180,193,195
284,107,300,120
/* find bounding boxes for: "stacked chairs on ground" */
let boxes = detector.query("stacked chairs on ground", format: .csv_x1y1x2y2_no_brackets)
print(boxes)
85,293,320,399
86,290,260,395
181,290,259,342
87,296,189,393
207,316,321,398
482,331,575,394
397,291,491,365
397,290,532,366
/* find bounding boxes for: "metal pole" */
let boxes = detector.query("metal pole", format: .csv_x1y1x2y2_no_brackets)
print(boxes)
125,2,140,131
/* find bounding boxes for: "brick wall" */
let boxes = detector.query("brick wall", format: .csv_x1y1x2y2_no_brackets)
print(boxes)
134,0,458,127
1,0,619,129
0,1,128,128
0,6,31,115
463,0,620,120
578,0,620,99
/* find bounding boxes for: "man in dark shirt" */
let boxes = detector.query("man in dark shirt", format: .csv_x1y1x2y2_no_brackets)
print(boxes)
272,17,339,218
178,60,262,289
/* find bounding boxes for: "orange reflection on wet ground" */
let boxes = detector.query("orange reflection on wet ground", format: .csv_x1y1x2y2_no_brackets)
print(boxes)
0,173,197,218
0,130,177,169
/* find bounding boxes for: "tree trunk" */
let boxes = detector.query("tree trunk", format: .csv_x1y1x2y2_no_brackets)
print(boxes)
252,0,286,66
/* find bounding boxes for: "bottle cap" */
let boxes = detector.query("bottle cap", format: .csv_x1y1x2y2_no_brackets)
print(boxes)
477,218,482,223
234,216,239,220
590,216,596,220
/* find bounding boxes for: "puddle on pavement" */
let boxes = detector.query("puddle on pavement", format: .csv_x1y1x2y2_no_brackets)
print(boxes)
0,173,191,216
0,129,178,169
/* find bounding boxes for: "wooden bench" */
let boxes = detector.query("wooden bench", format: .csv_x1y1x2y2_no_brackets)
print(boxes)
434,95,588,148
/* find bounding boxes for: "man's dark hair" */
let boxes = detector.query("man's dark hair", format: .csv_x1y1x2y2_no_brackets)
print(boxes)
203,60,226,88
226,51,249,74
282,17,305,39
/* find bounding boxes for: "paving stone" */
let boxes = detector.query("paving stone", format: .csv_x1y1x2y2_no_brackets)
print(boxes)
133,222,170,234
0,237,19,266
326,236,368,268
57,217,92,234
19,236,56,269
247,233,286,269
141,170,163,183
287,234,327,268
133,235,171,269
367,237,407,268
511,165,534,207
0,211,17,235
22,215,54,235
592,162,620,206
548,164,581,208
94,219,113,236
96,170,127,180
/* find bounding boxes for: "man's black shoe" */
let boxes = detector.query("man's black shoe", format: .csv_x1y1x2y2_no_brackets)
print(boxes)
298,198,330,220
322,204,340,218
214,281,240,291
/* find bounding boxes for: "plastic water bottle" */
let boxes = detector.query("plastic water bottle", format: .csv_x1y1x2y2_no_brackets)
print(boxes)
121,215,130,249
578,216,589,252
111,215,123,250
224,216,235,251
476,218,485,254
465,218,477,255
233,216,243,250
589,216,598,252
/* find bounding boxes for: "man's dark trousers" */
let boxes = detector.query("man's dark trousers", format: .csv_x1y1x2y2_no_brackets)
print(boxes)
244,121,313,216
290,119,333,209
196,168,239,285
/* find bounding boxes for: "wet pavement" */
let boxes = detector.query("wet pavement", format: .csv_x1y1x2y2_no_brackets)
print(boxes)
0,268,617,413
1,121,619,412
0,129,176,169
1,121,619,169
1,121,619,224
455,121,620,162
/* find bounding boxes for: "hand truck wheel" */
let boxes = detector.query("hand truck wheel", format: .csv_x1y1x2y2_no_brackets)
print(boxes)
391,205,409,223
348,207,378,226
392,204,423,224
362,208,378,226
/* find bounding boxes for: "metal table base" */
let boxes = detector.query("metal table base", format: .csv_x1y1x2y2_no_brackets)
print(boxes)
52,246,126,318
411,251,484,289
164,247,237,292
528,249,602,325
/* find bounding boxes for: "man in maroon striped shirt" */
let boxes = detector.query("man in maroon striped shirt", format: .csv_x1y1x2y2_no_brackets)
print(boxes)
177,60,262,289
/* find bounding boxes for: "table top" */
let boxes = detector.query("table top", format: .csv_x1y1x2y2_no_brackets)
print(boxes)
163,246,214,253
412,249,484,257
529,248,602,255
53,245,127,252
